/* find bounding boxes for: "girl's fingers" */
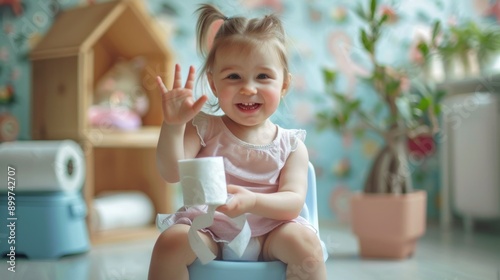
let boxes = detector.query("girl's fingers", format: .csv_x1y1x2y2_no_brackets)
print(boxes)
185,65,196,90
192,94,208,113
172,64,183,89
226,184,238,194
170,64,196,91
156,76,168,93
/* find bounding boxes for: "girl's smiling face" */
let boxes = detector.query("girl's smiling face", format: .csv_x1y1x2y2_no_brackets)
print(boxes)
207,40,290,128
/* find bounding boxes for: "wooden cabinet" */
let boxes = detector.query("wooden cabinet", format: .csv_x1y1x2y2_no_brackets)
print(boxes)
30,0,174,243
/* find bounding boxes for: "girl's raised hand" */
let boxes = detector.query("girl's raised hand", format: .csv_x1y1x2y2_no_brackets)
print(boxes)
157,64,208,125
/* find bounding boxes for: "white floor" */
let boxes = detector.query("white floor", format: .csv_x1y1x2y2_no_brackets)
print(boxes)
1,221,499,280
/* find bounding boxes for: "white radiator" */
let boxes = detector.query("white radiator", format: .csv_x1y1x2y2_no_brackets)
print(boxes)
440,92,500,230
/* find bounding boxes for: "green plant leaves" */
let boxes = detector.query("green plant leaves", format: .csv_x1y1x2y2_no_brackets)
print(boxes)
361,30,373,53
415,96,431,111
322,68,337,87
317,0,450,145
431,21,441,44
370,0,377,20
385,79,401,96
417,41,430,59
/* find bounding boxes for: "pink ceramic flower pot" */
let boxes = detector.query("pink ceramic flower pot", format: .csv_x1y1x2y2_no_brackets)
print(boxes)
350,190,427,259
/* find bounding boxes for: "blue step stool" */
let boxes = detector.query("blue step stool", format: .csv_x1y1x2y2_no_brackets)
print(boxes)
0,192,90,259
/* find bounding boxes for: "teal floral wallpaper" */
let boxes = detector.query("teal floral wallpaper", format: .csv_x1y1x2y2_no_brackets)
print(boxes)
0,0,494,222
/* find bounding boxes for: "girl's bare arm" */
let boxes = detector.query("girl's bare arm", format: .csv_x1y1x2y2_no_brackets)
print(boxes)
156,64,207,183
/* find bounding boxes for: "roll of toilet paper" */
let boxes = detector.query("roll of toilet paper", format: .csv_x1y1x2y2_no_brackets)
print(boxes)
92,191,155,231
177,157,251,264
178,157,228,206
0,140,85,193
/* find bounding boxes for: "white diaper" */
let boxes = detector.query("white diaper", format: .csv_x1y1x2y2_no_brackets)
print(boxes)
222,237,261,261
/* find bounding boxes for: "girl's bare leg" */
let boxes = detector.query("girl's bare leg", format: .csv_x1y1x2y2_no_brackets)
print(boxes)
262,223,326,280
148,224,219,280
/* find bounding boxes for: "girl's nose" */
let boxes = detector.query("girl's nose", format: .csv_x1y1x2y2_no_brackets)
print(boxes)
239,84,257,95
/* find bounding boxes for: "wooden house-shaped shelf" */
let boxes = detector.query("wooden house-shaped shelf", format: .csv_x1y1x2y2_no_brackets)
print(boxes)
31,0,175,243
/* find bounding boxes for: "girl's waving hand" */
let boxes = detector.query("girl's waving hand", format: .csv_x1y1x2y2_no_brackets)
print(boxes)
157,64,207,125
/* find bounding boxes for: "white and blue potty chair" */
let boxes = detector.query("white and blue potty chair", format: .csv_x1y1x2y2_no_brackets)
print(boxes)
188,162,328,280
0,191,90,259
0,140,90,259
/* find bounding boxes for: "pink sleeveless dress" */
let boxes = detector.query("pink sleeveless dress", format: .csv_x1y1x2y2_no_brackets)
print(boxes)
156,112,314,243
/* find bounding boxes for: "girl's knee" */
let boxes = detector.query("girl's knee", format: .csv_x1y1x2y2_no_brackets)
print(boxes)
284,225,321,251
152,224,220,262
266,224,323,262
153,225,191,256
276,225,326,278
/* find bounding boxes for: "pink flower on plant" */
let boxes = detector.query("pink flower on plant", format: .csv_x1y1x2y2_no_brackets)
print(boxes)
408,134,435,158
380,5,398,23
331,6,348,23
408,25,436,65
399,75,411,92
447,16,458,27
409,40,426,65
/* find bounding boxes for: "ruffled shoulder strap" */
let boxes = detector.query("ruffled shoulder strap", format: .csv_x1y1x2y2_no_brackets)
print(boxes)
290,129,306,152
281,128,306,152
191,112,212,147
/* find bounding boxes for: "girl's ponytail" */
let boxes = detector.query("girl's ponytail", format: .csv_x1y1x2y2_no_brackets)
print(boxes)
196,4,227,57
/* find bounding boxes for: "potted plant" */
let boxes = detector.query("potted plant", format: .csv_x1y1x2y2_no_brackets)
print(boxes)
317,0,445,259
419,20,500,81
449,21,500,76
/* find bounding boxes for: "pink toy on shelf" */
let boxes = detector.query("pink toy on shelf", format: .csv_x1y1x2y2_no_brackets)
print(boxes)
88,105,141,131
89,56,149,131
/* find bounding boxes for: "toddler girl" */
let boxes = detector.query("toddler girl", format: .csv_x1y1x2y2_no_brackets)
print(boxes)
148,4,326,280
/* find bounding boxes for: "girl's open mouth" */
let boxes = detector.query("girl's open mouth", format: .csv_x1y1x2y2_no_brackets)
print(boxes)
237,103,261,111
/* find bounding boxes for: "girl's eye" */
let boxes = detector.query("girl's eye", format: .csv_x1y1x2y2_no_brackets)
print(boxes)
227,74,240,79
257,73,270,79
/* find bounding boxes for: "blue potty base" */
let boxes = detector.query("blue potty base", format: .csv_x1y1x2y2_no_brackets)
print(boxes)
188,259,286,280
0,192,90,259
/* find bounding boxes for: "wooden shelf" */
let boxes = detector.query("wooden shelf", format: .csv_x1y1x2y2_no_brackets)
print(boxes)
87,126,160,148
30,0,174,244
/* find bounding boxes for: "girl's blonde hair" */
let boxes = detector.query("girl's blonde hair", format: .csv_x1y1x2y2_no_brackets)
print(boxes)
195,4,290,110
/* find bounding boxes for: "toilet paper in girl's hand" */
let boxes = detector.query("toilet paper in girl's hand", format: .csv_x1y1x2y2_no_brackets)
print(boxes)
178,157,227,206
176,157,251,264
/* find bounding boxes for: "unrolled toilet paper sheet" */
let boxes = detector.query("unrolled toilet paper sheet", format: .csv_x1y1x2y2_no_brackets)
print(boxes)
187,197,250,264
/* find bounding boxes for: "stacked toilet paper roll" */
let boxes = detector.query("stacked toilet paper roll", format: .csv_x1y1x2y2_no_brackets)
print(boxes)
92,191,155,231
0,140,85,193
